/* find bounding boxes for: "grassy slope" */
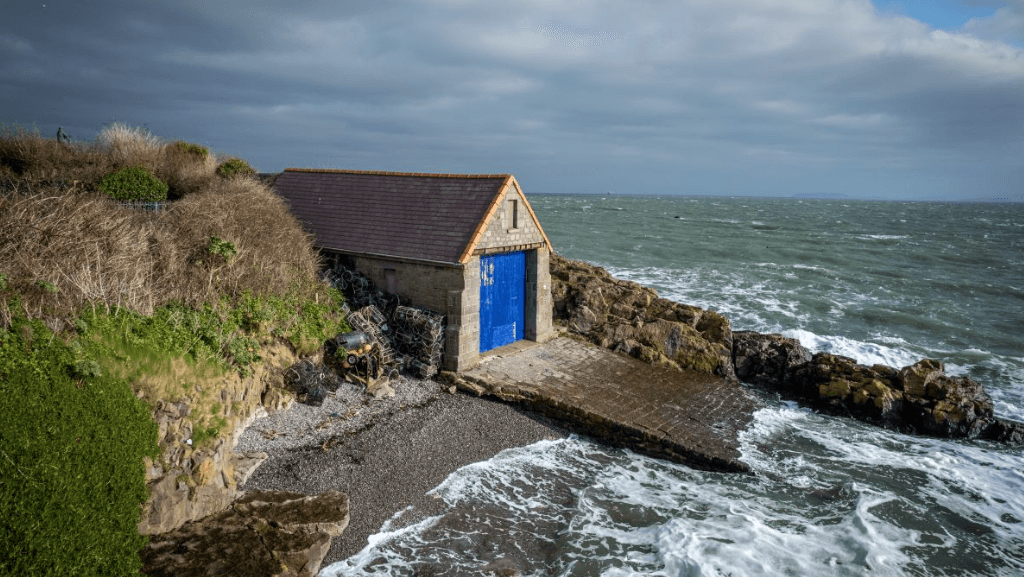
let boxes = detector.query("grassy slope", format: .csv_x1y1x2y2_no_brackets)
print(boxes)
0,124,346,575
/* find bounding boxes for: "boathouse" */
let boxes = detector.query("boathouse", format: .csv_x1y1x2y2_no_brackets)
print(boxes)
272,168,554,371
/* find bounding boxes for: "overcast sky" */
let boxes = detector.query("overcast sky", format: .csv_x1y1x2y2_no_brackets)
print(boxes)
2,1,1022,201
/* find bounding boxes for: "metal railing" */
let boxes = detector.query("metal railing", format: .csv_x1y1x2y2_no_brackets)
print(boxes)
116,200,167,213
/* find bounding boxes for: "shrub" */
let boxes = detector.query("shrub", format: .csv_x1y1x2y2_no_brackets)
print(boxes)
171,141,209,159
207,236,237,263
0,312,159,576
98,165,168,202
215,158,255,179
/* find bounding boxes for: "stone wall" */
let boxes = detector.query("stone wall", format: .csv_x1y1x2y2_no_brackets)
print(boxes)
446,257,481,372
335,223,553,371
526,247,553,342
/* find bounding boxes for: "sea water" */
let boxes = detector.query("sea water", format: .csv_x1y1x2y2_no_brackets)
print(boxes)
322,196,1024,576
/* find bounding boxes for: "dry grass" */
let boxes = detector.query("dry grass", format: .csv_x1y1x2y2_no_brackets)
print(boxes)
96,122,165,167
0,123,321,330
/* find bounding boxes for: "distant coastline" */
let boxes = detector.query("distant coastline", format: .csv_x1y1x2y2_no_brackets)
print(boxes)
527,191,1024,203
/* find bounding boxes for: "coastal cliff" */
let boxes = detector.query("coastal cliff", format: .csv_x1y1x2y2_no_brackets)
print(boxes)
137,343,296,535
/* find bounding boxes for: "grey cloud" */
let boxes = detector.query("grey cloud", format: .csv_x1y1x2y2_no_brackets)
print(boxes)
0,0,1021,199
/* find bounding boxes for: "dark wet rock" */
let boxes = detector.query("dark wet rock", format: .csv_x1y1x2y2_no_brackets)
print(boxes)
732,331,811,388
786,352,905,429
551,253,736,380
978,418,1024,444
896,360,994,438
896,358,945,398
141,490,349,577
746,352,1022,443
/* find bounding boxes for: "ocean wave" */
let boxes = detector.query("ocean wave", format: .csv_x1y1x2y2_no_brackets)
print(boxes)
780,329,922,368
328,404,1024,577
858,234,908,240
995,399,1024,423
321,513,442,576
737,404,1024,573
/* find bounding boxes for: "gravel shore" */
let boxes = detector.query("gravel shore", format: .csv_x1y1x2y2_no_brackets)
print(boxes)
238,376,569,564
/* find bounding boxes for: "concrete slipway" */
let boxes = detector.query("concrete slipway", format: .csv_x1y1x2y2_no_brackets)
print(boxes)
450,336,761,473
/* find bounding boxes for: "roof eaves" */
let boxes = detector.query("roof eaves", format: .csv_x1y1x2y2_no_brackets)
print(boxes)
283,168,512,179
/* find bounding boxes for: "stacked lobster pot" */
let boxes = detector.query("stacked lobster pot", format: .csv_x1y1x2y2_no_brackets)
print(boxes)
345,305,400,382
325,262,447,380
392,306,445,378
322,265,402,316
283,359,343,407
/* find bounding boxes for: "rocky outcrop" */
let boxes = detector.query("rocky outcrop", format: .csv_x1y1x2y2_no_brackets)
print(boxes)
140,490,350,577
551,253,736,380
551,254,1022,444
732,331,811,388
787,352,906,429
139,343,299,535
734,335,1024,442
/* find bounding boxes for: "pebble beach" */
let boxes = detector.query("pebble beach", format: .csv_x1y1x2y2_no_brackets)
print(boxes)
236,376,569,564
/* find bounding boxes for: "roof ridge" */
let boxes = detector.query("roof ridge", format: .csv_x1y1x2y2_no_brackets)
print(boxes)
283,168,511,179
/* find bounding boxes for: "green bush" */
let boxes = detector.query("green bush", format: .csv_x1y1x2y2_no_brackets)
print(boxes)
207,236,237,263
172,141,209,159
98,165,168,202
215,158,255,179
0,308,159,576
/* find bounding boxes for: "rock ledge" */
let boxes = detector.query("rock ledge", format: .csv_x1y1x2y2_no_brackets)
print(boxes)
141,490,349,577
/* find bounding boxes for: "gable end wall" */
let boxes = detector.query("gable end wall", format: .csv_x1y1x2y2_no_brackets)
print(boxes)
475,188,546,252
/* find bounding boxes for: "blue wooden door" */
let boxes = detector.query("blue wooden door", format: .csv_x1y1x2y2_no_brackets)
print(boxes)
479,251,526,352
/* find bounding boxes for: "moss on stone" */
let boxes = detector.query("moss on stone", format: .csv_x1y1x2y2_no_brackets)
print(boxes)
819,379,852,399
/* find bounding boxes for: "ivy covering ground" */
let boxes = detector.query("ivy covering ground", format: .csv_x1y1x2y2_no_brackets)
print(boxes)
0,309,159,576
0,288,349,575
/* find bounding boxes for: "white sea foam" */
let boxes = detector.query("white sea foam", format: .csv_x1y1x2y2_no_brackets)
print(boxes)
320,513,442,576
858,234,908,240
995,399,1024,423
328,404,1024,576
423,195,1024,575
735,404,1024,573
781,329,921,368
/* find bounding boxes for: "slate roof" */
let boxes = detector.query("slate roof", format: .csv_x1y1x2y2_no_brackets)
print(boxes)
272,168,546,265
